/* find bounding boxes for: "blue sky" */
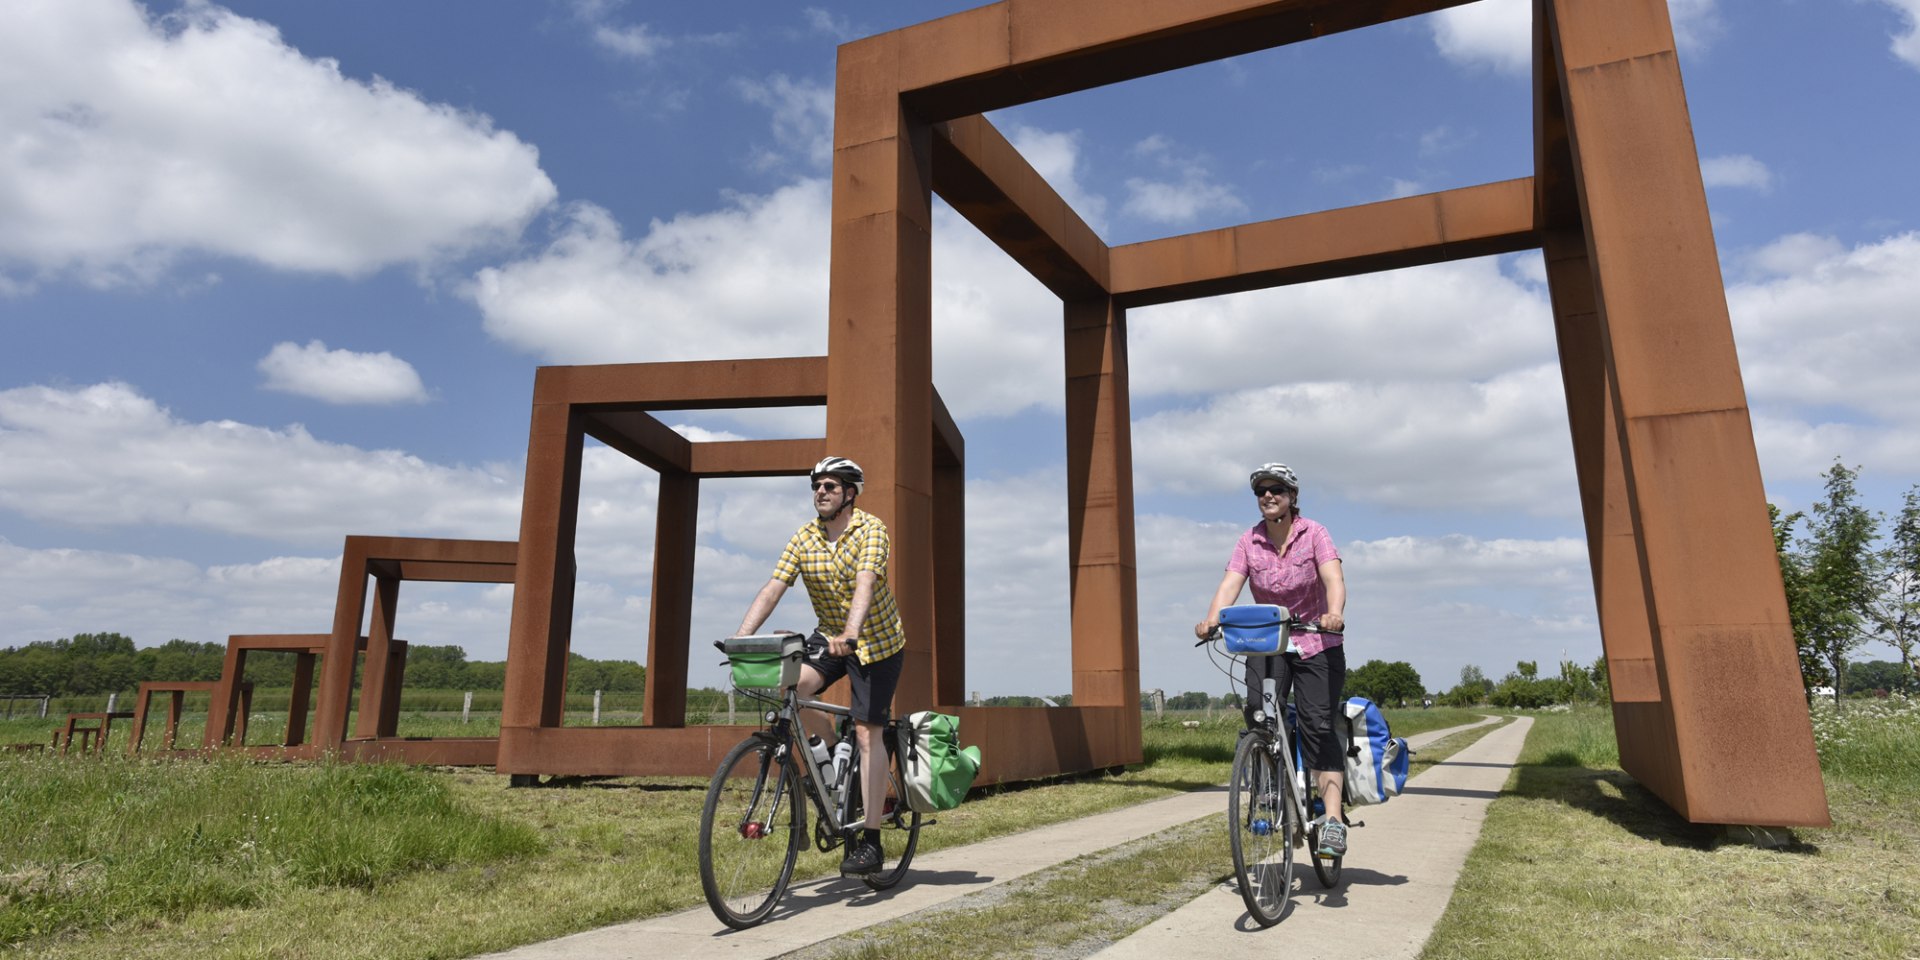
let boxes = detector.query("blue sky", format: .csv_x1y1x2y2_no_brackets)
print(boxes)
3,0,1919,698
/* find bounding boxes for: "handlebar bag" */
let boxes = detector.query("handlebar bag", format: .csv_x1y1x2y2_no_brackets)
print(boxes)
721,634,805,689
1220,603,1292,655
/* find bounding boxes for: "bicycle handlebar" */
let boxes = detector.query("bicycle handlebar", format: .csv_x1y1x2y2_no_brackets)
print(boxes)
1193,620,1344,648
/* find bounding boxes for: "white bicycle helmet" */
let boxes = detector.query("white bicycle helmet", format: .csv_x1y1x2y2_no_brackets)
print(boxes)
1248,462,1299,493
811,456,865,496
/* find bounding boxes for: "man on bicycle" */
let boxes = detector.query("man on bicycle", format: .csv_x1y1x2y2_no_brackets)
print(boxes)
1195,462,1350,857
733,456,906,876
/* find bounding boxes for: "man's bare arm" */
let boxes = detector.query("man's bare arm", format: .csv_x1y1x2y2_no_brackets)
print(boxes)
735,579,790,636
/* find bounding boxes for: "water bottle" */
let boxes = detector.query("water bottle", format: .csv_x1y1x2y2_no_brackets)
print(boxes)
808,735,831,766
830,737,854,785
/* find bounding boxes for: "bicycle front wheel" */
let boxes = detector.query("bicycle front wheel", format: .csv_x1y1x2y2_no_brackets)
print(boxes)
1228,732,1294,927
855,732,922,891
699,735,804,929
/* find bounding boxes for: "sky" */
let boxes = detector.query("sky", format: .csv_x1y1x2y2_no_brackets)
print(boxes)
3,0,1920,700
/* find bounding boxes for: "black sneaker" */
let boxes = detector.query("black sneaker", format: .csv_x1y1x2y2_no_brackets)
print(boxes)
840,837,882,876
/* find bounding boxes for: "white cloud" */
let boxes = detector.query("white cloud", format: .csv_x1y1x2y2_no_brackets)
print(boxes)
1429,0,1532,75
257,340,428,405
803,7,856,42
595,23,665,60
1127,256,1555,397
467,183,1067,421
1122,135,1246,225
1430,0,1719,74
0,0,556,288
1729,232,1920,477
0,381,522,545
1130,365,1580,514
1879,0,1920,69
1700,154,1773,192
1742,232,1846,278
734,74,836,171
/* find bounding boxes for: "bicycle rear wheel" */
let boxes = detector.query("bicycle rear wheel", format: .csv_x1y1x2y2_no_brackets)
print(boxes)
699,735,804,929
854,730,922,891
1228,732,1294,926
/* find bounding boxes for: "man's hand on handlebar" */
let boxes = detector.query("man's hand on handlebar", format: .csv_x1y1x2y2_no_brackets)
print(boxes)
826,633,855,657
1319,612,1345,633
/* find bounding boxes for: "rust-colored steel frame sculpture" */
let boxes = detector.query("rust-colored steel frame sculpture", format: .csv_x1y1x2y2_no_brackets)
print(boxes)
204,634,333,750
815,0,1826,824
128,680,240,755
306,536,516,766
497,358,964,779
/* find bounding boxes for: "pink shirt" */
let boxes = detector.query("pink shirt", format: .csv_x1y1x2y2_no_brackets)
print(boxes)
1227,516,1342,658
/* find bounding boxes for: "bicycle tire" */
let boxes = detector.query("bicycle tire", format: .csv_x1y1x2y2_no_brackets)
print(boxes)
1228,732,1293,926
855,729,922,890
699,735,804,929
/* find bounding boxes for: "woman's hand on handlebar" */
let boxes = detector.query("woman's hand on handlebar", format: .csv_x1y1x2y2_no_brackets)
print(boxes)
1194,620,1221,641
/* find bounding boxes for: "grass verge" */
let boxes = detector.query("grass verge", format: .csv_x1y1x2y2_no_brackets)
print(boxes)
1422,701,1920,960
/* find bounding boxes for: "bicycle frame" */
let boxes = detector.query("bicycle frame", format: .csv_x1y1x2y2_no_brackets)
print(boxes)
740,683,867,843
1250,674,1312,850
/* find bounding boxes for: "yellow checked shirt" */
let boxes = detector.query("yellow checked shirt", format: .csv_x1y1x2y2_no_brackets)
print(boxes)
771,507,906,664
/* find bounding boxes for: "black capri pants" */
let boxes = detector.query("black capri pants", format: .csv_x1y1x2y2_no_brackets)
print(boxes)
1243,643,1347,774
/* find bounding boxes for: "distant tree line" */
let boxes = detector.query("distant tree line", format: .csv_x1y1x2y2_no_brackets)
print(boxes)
0,632,647,697
1437,658,1609,709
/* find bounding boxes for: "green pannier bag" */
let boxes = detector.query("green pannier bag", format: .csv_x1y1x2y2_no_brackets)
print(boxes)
899,710,982,813
721,634,804,690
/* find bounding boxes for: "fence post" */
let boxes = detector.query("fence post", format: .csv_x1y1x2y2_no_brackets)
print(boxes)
727,689,735,725
593,690,602,725
105,692,117,713
462,691,473,725
40,696,50,719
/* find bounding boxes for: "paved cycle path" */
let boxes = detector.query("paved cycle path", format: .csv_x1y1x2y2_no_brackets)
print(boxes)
470,715,1509,960
1090,714,1534,960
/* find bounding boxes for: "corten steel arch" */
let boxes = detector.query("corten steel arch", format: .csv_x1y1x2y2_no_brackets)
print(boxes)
308,536,516,766
496,358,965,778
827,0,1826,824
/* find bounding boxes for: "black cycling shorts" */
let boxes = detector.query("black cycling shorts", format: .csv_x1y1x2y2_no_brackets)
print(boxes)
1244,643,1347,774
801,646,903,725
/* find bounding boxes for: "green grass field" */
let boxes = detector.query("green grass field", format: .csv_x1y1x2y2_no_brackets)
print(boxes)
10,701,1907,959
1423,699,1920,960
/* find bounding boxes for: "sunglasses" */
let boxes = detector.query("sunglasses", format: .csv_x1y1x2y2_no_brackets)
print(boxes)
810,480,844,492
1253,485,1293,499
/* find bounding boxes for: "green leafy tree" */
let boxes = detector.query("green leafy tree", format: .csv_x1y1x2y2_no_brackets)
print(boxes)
1590,655,1611,702
1166,691,1211,711
1771,502,1827,690
403,645,472,689
1347,660,1424,706
1558,659,1598,702
1843,660,1913,696
1871,486,1920,690
1800,462,1881,709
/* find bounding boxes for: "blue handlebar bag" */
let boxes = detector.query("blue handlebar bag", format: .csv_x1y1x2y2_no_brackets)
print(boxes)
1220,603,1293,655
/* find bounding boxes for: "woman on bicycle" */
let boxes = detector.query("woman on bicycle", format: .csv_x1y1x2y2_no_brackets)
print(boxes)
1194,462,1350,857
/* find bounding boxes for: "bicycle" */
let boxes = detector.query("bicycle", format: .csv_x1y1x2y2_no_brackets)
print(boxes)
1197,607,1346,927
698,632,922,929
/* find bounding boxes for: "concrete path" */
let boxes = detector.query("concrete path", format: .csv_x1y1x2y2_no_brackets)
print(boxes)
470,715,1511,960
1089,715,1534,960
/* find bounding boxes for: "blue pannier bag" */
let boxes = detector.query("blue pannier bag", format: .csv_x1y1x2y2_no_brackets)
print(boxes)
1218,604,1297,656
1342,696,1411,806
